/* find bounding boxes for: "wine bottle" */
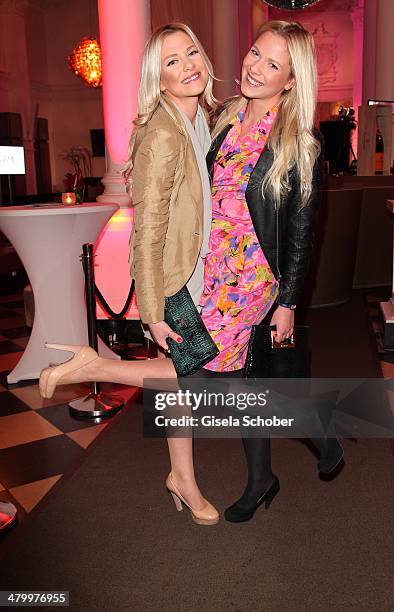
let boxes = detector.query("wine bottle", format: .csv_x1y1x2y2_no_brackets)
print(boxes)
375,129,384,174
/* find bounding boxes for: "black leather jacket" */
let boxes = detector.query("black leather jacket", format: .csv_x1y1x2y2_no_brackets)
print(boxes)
206,127,323,305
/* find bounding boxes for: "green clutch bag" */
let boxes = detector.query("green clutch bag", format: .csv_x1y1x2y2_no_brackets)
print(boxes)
164,286,219,376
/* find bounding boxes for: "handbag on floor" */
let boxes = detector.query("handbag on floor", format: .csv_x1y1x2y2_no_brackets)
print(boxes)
245,324,309,378
164,286,219,377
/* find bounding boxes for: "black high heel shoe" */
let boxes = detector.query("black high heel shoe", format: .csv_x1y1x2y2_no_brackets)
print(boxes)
224,475,280,523
316,438,344,474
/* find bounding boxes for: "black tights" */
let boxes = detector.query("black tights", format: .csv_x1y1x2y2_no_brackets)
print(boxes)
241,434,274,501
183,367,340,481
183,368,275,497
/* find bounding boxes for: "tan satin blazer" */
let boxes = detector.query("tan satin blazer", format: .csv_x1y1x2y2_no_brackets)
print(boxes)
129,100,203,324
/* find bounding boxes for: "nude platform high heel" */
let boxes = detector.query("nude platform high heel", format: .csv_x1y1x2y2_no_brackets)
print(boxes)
165,473,219,526
39,344,99,400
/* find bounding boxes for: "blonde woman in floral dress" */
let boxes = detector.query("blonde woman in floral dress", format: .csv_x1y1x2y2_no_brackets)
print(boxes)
197,21,343,522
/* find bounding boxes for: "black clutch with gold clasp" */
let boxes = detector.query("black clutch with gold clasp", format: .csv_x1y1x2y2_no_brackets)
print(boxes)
245,324,309,378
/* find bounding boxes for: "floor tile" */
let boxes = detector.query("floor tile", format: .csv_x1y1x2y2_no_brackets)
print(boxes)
11,337,29,349
36,403,112,434
1,326,30,339
103,385,141,405
10,383,90,410
0,340,25,354
0,435,84,488
0,411,63,449
380,362,394,378
0,390,31,417
0,294,22,304
0,318,26,331
10,474,62,513
67,423,108,448
2,374,36,389
0,300,24,309
0,309,18,319
13,308,25,317
0,352,22,373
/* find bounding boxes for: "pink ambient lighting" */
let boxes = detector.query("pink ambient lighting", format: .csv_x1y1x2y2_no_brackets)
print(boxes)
94,208,138,319
94,1,149,322
98,0,146,165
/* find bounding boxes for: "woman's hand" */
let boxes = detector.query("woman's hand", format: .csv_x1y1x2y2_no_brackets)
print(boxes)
270,306,294,344
148,321,182,352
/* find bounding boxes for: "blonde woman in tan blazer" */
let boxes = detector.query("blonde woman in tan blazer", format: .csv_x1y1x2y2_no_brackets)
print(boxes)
39,24,219,526
129,97,206,329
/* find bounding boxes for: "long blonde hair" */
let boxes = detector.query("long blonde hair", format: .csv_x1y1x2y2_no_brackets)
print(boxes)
124,23,218,185
212,21,320,208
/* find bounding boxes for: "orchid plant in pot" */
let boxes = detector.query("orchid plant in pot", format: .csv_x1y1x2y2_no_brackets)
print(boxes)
59,146,93,203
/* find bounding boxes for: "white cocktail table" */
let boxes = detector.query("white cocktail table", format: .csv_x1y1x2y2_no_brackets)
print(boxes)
0,203,120,383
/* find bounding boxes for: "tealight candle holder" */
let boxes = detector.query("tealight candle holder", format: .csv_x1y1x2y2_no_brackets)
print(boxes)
62,192,76,205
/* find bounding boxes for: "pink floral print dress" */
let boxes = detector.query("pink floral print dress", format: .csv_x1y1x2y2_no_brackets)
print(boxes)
200,107,279,372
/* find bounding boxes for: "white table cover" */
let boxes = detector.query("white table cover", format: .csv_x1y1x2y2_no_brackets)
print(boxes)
0,203,120,383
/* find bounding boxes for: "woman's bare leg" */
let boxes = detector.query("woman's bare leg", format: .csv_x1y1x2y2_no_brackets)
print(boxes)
53,354,177,387
44,353,207,509
167,437,206,510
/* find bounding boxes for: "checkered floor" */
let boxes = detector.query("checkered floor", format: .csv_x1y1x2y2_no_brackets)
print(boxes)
0,290,140,530
0,289,392,534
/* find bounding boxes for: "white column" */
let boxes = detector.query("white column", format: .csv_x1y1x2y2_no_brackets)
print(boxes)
363,0,394,103
361,0,394,174
97,0,151,208
362,0,376,104
351,1,364,156
375,0,394,102
212,0,239,100
94,0,151,319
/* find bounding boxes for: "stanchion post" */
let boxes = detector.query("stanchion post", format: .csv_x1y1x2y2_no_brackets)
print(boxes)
68,242,124,419
82,243,100,396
